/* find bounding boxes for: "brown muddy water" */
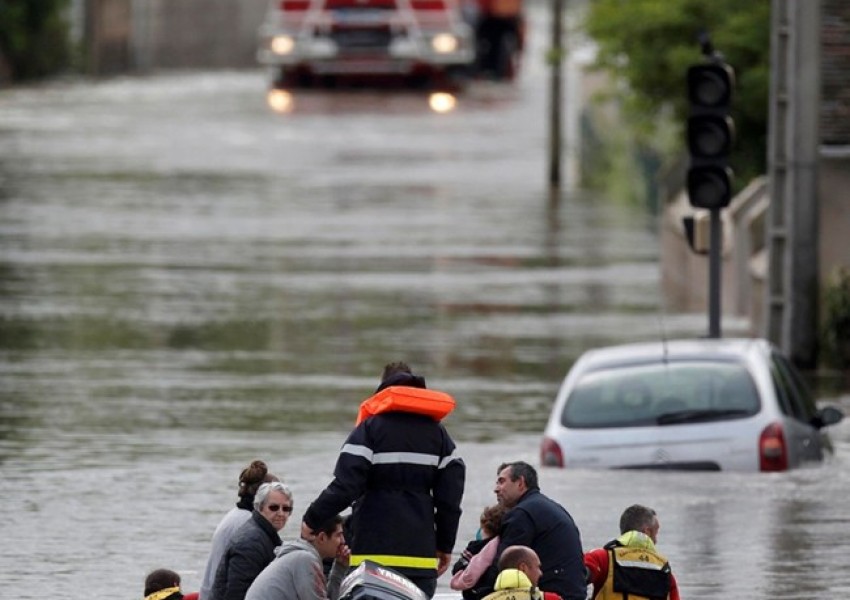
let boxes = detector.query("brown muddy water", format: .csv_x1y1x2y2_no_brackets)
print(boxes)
2,7,850,599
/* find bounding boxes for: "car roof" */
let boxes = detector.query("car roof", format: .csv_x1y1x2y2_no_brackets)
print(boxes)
576,337,775,370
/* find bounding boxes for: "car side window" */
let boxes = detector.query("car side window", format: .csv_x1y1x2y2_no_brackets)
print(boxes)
771,352,817,423
769,360,795,418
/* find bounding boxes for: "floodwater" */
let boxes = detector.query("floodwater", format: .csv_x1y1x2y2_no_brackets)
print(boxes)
2,6,850,600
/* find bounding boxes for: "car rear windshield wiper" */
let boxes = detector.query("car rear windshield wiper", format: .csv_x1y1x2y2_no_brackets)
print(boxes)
656,408,751,425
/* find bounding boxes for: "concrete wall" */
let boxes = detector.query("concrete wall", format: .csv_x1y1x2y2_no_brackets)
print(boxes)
659,180,765,333
660,150,849,339
819,151,850,282
131,0,270,70
79,0,270,73
85,0,133,74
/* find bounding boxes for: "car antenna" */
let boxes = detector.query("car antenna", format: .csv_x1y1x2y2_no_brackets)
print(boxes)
657,300,670,365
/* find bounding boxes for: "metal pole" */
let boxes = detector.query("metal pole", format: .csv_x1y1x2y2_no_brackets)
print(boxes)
548,0,564,190
708,208,722,338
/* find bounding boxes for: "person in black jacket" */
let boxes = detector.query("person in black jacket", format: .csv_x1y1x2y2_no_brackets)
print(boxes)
302,362,466,598
210,481,294,600
481,461,585,600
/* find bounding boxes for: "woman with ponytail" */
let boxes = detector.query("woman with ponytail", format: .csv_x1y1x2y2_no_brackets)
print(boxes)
199,460,279,600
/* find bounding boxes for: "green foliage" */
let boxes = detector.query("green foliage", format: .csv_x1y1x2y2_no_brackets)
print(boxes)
0,0,72,80
583,0,771,185
821,269,850,370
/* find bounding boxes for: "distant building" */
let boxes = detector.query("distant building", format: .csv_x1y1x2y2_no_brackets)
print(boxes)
73,0,269,74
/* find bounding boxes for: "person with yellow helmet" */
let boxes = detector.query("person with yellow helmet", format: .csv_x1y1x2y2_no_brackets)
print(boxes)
481,546,563,600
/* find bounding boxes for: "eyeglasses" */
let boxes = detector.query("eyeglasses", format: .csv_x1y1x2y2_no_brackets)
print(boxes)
266,504,293,513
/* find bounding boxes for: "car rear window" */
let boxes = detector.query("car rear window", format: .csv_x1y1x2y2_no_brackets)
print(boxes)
561,360,761,428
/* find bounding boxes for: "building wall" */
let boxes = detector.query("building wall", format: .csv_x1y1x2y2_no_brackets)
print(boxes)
819,152,850,282
818,0,850,309
821,0,850,144
134,0,269,70
80,0,270,73
659,185,759,330
85,0,133,74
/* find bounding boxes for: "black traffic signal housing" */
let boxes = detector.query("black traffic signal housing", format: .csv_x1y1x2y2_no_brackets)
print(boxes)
686,62,735,209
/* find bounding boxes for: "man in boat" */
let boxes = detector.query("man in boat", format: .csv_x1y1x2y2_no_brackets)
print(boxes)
301,362,466,598
245,514,349,600
482,461,585,600
584,504,680,600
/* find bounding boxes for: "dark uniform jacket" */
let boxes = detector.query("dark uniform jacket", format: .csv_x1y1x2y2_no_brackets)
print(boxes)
480,489,586,600
303,409,466,584
210,510,282,600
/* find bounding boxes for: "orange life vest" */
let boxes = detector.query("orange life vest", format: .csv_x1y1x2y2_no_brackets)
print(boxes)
356,385,456,425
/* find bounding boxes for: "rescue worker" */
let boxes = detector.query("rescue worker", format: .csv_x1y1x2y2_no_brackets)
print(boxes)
480,546,563,600
584,504,680,600
301,362,466,598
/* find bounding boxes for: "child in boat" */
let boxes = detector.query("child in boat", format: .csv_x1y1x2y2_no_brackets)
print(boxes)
144,568,198,600
450,504,507,599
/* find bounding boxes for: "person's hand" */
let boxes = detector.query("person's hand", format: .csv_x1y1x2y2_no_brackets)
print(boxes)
336,543,351,568
436,551,451,576
301,521,316,542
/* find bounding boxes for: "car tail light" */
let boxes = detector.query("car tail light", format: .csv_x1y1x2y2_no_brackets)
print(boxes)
281,0,310,10
540,437,564,467
759,422,789,472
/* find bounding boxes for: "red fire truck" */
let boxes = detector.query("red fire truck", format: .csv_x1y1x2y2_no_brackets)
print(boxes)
256,0,524,88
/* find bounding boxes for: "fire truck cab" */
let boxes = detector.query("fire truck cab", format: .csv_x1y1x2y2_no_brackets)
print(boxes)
257,0,477,89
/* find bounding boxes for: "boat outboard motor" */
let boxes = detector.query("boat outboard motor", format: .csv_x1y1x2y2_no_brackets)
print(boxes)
338,561,430,600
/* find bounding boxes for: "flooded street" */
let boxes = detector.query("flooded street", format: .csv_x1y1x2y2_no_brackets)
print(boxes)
2,6,850,599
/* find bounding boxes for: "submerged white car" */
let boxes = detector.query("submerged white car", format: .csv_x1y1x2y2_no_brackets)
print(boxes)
540,338,844,472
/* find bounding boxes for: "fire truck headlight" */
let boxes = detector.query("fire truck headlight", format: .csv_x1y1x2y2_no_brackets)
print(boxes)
431,33,459,54
271,35,296,55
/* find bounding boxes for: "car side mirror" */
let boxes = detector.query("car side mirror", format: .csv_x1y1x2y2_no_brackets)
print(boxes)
812,406,844,429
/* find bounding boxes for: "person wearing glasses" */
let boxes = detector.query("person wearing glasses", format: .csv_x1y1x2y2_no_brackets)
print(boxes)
210,481,294,600
200,460,280,600
245,514,350,600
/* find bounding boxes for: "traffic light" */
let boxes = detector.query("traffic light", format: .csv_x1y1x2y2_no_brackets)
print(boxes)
686,62,735,209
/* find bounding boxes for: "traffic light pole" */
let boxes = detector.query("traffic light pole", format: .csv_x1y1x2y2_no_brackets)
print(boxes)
685,35,734,339
708,208,722,338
